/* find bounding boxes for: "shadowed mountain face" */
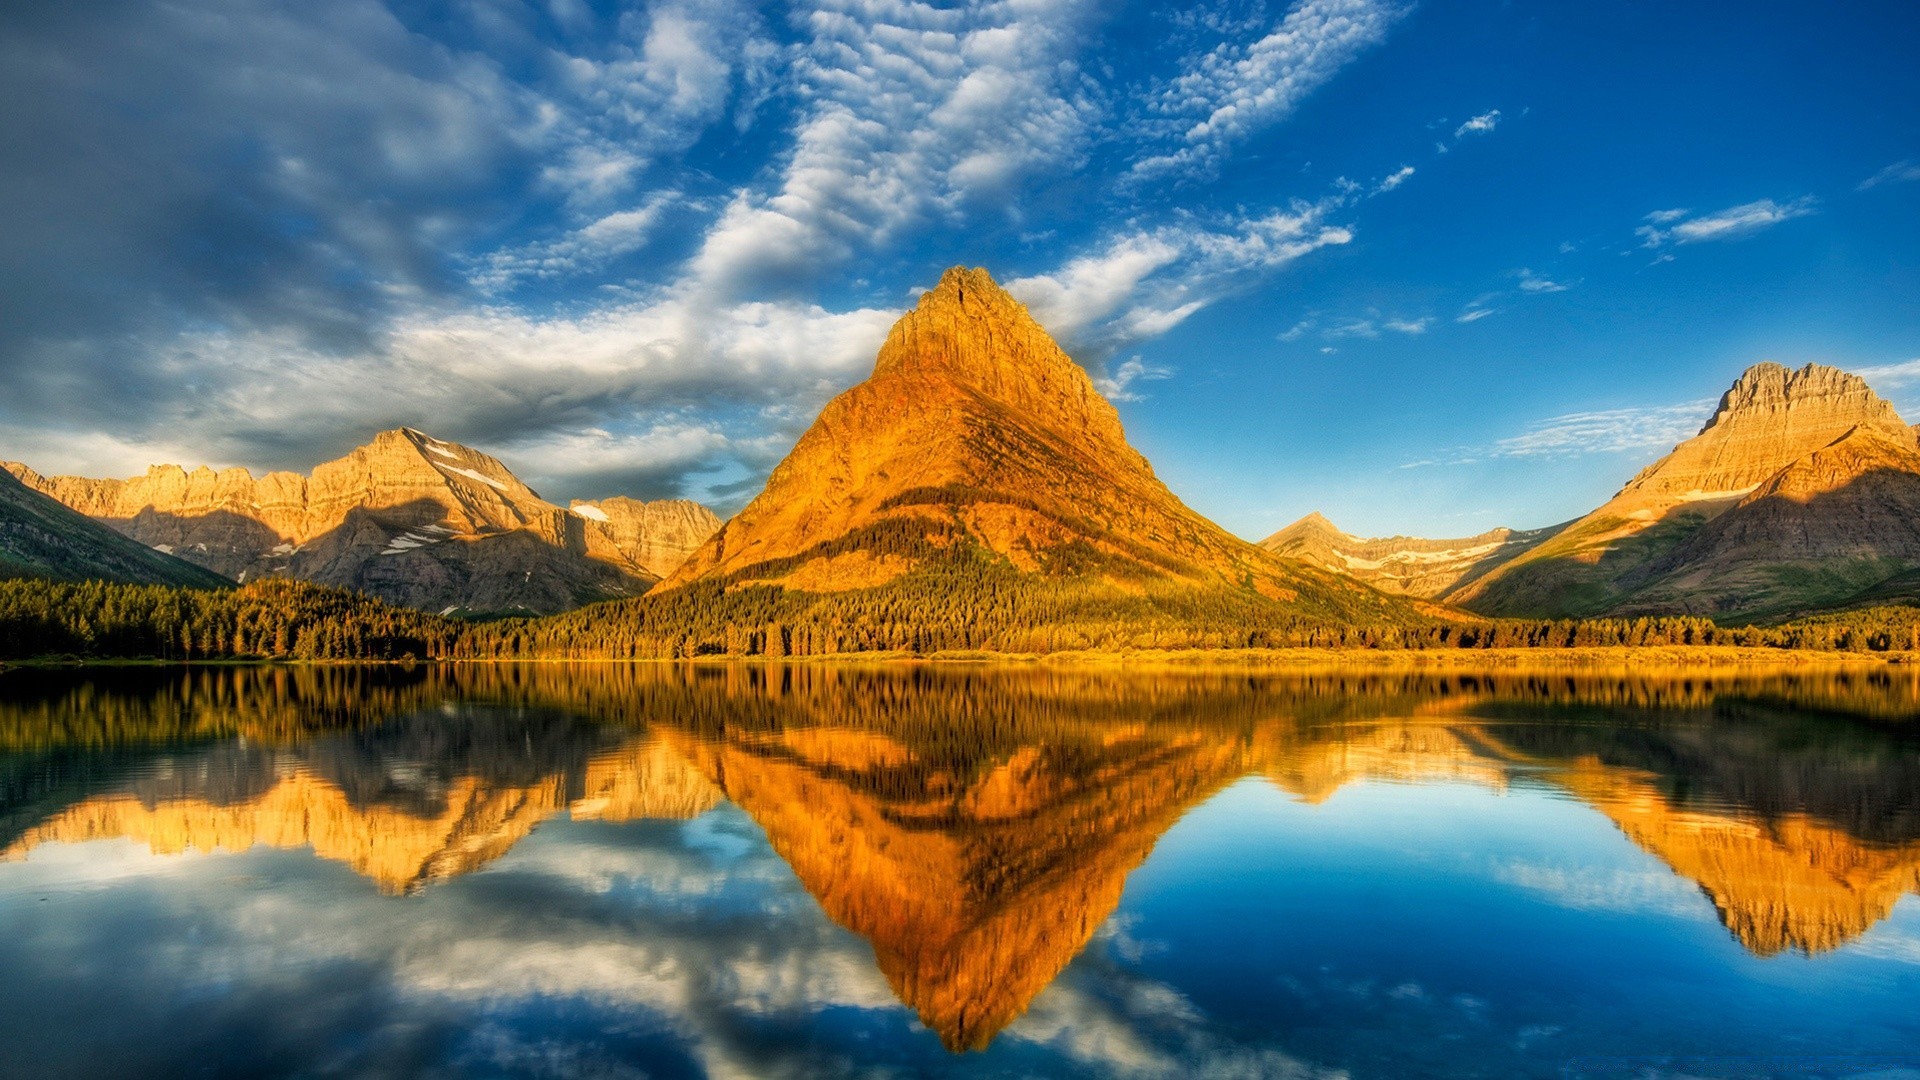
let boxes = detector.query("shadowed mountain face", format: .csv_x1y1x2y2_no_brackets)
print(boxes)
1293,361,1920,621
0,467,229,588
5,664,1920,1051
659,267,1414,629
5,429,720,615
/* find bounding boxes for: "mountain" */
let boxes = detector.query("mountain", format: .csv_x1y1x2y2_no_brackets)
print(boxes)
1259,511,1560,598
5,429,721,616
1446,362,1920,619
654,266,1413,638
1280,361,1920,622
0,467,230,588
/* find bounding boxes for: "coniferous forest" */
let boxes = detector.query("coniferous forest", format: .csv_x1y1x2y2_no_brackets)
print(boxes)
6,566,1920,664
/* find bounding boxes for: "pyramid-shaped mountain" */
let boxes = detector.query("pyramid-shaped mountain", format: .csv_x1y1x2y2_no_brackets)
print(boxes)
659,267,1410,637
6,429,720,616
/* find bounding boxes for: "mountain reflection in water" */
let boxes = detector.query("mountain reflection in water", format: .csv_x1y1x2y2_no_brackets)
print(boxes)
3,662,1920,1072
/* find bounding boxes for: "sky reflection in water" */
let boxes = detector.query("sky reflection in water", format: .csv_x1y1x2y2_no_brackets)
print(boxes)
2,664,1919,1079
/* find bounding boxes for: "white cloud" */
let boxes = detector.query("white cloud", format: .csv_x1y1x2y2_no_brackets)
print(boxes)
1855,358,1920,390
1095,357,1174,401
1133,0,1407,179
688,0,1102,297
18,291,897,503
1455,306,1497,323
1517,268,1569,294
1374,165,1415,193
1636,197,1818,247
1403,398,1715,468
1489,400,1713,458
1453,109,1500,138
1857,159,1920,191
1324,319,1380,340
1007,194,1357,358
1384,317,1430,334
470,193,679,292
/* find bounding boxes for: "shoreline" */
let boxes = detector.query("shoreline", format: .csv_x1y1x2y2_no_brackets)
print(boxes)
1,645,1912,673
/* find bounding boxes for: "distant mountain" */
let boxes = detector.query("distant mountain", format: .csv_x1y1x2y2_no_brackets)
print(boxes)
0,467,230,588
1259,511,1561,598
5,429,721,616
1293,361,1920,621
657,266,1412,634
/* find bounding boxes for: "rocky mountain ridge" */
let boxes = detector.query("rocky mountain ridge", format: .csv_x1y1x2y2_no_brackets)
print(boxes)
1259,511,1561,598
5,428,721,615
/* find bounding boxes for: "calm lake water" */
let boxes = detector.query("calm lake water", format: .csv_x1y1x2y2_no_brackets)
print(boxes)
3,663,1920,1079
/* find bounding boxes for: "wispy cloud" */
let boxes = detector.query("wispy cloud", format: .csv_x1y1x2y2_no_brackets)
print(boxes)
1453,109,1500,138
1008,191,1359,357
1855,357,1920,389
1858,159,1920,191
689,0,1103,298
1455,304,1498,324
1384,317,1431,334
1095,356,1174,401
1374,165,1415,193
1133,0,1408,179
1636,197,1818,247
1403,398,1714,467
1516,268,1570,293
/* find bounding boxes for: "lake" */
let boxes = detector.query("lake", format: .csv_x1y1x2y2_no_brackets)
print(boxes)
2,663,1919,1078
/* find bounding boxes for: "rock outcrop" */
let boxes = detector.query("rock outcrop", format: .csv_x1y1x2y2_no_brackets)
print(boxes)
5,429,722,615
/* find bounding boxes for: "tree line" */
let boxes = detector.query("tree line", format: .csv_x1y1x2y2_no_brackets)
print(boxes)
5,570,1920,663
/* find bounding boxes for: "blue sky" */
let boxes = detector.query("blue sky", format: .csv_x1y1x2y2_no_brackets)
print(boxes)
1,0,1916,538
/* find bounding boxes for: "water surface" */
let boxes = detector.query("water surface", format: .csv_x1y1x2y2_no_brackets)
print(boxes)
3,663,1920,1078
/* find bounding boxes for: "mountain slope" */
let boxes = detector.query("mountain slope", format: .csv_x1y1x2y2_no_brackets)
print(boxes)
1448,362,1920,619
1260,512,1562,598
1611,423,1920,617
652,266,1415,641
6,429,721,616
0,468,230,588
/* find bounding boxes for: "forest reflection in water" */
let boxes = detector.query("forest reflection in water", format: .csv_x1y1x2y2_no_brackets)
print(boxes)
3,661,1920,1077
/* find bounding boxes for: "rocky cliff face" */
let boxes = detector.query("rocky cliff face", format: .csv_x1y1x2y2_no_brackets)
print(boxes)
569,497,723,579
5,428,722,615
662,266,1406,626
1438,361,1920,619
1615,362,1908,506
1260,511,1560,598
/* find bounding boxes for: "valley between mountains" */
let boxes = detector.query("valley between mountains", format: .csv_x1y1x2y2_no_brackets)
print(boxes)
5,267,1920,657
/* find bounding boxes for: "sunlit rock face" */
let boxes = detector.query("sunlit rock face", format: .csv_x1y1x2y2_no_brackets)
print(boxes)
1444,361,1920,619
2,429,721,615
661,267,1403,623
567,497,723,581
